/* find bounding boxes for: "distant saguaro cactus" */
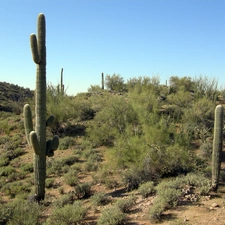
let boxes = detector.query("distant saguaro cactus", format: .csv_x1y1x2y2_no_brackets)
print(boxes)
102,72,104,90
212,104,224,191
57,68,65,95
24,13,59,201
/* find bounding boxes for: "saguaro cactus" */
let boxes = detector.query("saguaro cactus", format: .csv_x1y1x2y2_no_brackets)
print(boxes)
60,68,64,94
57,68,65,95
101,72,104,90
212,104,224,191
24,13,59,201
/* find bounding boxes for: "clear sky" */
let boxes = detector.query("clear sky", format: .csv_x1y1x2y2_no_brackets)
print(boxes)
1,0,225,95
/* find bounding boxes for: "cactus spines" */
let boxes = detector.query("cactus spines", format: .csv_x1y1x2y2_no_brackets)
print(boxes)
24,13,59,201
212,104,224,191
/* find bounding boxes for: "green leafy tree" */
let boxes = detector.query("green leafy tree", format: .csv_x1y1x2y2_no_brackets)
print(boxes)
105,74,126,92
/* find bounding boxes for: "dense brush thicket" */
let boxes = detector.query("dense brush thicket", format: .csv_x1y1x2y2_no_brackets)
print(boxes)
45,74,223,185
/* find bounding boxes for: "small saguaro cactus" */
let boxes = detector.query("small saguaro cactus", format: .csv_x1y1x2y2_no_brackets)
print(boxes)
24,13,59,201
212,104,224,191
57,68,65,95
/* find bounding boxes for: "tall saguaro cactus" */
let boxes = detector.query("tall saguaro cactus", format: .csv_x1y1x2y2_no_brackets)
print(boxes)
24,13,59,201
212,104,224,191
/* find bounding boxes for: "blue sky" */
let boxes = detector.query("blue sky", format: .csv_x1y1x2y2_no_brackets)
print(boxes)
1,0,225,95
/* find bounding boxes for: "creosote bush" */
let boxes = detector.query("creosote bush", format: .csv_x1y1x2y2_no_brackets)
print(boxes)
138,181,155,198
90,192,111,206
97,205,126,225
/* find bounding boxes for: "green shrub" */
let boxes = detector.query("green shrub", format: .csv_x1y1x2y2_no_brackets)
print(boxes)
199,141,212,159
0,155,10,167
138,181,155,198
47,156,78,176
53,194,73,208
114,195,136,213
7,199,41,225
45,201,86,225
13,148,24,158
46,178,55,188
0,202,14,224
64,170,78,186
148,197,167,222
61,155,79,166
74,182,92,199
58,136,76,150
20,163,34,173
105,74,126,92
0,165,16,176
84,158,99,172
97,205,126,225
1,181,30,198
122,168,144,191
90,192,111,206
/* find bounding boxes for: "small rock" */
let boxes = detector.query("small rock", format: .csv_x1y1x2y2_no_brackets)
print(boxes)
212,203,219,208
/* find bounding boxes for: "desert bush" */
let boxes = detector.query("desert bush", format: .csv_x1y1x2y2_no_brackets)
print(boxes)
122,167,144,191
138,181,155,198
20,163,34,173
88,84,102,93
105,74,126,92
58,136,76,150
183,173,211,195
199,141,212,159
74,182,92,199
61,164,70,173
1,181,30,198
85,158,99,172
45,201,86,225
7,199,41,225
148,197,167,222
8,171,25,182
97,205,126,225
46,83,78,128
92,165,113,184
0,165,16,176
63,170,78,186
87,96,138,146
0,154,10,167
53,193,73,208
84,150,102,172
45,178,55,188
115,195,137,213
0,202,14,224
47,156,78,176
90,192,111,206
61,155,79,166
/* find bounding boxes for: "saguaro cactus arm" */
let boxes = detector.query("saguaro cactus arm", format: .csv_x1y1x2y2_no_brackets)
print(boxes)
30,131,41,155
30,34,40,64
23,104,34,146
